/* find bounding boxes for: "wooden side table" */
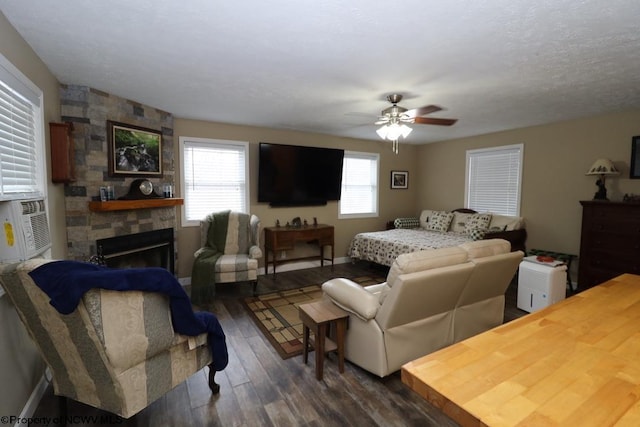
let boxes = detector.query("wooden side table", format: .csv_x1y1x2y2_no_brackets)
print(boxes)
298,299,348,380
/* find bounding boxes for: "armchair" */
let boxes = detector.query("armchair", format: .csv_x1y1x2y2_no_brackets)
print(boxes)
192,210,262,302
0,258,219,419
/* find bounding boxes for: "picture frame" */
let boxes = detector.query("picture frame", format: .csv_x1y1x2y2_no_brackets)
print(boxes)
391,170,408,189
631,136,640,179
108,121,163,177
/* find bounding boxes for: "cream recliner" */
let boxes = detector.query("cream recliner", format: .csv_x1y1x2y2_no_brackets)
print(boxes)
322,239,524,377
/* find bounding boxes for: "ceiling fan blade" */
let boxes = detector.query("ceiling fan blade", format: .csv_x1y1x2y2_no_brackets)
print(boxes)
414,116,458,126
405,105,442,118
375,117,390,125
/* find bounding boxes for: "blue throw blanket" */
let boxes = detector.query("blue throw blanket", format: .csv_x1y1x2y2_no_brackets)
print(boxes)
29,260,228,372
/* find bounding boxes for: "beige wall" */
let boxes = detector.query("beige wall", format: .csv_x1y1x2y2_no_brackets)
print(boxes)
0,11,61,419
416,109,640,255
173,119,420,278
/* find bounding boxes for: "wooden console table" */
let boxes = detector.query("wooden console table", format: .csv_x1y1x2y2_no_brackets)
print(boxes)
264,224,334,278
402,273,640,426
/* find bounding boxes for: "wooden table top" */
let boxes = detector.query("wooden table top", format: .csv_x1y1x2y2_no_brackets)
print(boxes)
402,274,640,427
298,299,348,324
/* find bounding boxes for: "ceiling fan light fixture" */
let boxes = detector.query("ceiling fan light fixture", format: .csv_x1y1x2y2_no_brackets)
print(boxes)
376,122,412,141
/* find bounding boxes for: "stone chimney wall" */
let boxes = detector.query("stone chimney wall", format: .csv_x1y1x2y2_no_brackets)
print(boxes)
59,85,179,271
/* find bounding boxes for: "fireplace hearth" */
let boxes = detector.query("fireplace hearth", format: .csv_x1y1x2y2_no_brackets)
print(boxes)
96,228,175,273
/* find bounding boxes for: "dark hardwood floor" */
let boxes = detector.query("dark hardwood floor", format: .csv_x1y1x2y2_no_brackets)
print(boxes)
32,261,528,426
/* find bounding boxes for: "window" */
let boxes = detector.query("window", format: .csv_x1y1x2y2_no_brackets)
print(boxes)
339,151,379,218
0,53,45,200
465,144,523,216
180,137,249,226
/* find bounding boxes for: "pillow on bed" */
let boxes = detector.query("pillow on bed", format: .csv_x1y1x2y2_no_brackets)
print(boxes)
393,217,420,229
464,213,492,235
419,210,437,228
469,227,486,240
426,211,454,232
450,212,474,233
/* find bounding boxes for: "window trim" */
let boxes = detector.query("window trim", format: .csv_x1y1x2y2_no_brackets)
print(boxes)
179,136,250,227
338,150,379,219
464,143,523,217
0,52,46,201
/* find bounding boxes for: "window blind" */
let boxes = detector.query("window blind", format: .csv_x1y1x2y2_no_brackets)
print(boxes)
466,144,523,216
339,151,379,217
181,138,249,224
0,63,40,199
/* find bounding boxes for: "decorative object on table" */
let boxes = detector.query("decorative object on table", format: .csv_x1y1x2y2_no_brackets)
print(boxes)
623,193,640,202
313,217,318,226
631,136,640,179
107,120,163,177
291,217,302,228
276,219,280,227
119,179,162,200
391,170,408,189
585,158,619,200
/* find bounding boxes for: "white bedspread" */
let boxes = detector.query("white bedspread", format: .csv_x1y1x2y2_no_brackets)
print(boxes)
347,228,472,267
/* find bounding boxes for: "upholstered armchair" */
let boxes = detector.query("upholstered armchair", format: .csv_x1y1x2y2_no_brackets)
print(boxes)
192,210,262,302
0,258,219,419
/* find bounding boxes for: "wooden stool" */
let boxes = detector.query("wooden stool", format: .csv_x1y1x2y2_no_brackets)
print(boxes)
298,299,348,380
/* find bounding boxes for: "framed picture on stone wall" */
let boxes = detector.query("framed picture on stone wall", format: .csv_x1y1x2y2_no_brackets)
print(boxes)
108,121,163,177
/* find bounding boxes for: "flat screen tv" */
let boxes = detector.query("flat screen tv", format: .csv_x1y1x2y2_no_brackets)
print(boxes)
258,143,345,207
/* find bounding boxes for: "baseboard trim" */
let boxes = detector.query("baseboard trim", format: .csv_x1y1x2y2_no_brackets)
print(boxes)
178,256,351,286
18,369,50,423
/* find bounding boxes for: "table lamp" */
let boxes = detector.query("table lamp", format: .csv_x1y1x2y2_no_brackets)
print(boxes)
586,158,619,200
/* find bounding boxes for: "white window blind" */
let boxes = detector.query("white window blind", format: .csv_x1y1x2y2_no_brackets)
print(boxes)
339,151,379,218
180,137,249,225
0,55,43,200
466,144,523,216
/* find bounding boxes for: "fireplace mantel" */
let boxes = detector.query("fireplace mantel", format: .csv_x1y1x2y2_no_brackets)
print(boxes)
88,198,184,212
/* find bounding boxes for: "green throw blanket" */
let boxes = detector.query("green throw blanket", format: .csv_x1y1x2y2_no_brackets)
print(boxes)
191,210,230,303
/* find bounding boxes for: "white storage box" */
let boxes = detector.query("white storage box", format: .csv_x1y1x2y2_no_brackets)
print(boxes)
517,258,567,313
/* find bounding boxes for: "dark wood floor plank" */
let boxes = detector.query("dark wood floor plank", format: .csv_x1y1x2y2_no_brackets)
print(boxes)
264,399,300,427
30,261,528,426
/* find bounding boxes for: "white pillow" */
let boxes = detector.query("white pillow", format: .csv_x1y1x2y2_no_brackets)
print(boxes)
419,210,437,228
426,211,454,232
464,213,492,235
450,212,474,233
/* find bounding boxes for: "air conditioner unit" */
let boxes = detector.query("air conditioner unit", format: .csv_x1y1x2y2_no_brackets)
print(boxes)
0,198,52,263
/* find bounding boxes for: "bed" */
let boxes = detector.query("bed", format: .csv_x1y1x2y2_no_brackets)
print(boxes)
348,208,527,267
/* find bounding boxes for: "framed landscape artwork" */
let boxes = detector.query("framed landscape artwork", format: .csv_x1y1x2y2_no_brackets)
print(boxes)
391,170,408,189
108,121,163,177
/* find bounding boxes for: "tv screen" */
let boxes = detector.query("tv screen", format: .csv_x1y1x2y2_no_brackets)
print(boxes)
258,143,345,207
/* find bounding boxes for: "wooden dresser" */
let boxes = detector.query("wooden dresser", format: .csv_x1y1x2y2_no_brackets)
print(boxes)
578,200,640,290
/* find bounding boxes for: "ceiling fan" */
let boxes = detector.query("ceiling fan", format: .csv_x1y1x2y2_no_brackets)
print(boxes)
375,93,458,127
374,94,457,154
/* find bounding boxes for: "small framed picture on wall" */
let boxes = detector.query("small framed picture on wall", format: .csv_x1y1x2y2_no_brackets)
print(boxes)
391,170,408,189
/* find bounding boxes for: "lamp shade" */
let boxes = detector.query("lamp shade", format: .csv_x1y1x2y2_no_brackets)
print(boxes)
586,158,619,176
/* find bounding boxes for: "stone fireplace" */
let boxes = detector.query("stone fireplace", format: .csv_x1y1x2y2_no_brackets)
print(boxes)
97,228,175,273
59,85,180,274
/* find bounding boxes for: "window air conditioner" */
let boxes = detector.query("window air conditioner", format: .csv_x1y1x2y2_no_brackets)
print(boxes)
0,198,52,262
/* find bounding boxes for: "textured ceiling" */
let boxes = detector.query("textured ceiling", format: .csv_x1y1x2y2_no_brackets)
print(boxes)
2,0,640,144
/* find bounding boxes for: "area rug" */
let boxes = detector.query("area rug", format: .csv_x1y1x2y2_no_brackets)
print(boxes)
243,275,384,359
